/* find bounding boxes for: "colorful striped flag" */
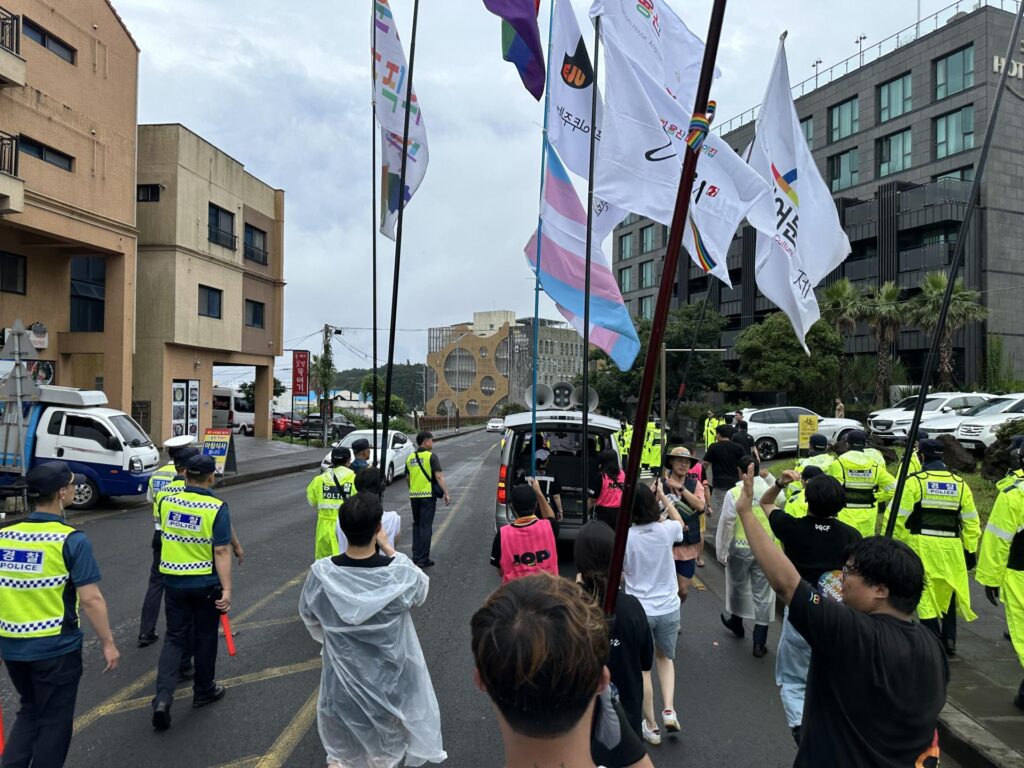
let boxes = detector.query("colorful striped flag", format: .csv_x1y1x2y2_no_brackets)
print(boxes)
483,0,546,100
525,145,640,371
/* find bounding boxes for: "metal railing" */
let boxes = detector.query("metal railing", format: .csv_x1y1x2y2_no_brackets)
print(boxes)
715,0,1021,136
0,130,17,177
243,243,268,264
898,177,973,211
208,225,237,250
0,6,19,56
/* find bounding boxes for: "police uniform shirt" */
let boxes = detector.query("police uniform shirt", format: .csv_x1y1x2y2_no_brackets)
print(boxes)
0,512,101,662
161,486,232,590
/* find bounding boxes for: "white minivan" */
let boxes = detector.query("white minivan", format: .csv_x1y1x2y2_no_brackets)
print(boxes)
212,387,255,436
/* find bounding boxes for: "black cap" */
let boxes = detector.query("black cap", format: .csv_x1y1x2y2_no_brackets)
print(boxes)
185,454,216,475
917,430,930,441
351,438,371,453
809,434,828,450
801,465,825,481
21,461,84,496
331,445,352,463
846,429,867,448
509,484,538,513
173,446,200,468
919,439,945,458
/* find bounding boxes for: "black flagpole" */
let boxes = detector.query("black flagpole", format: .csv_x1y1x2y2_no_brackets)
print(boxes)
380,0,421,485
605,0,728,615
668,289,713,434
371,0,380,444
883,0,1024,537
581,16,601,510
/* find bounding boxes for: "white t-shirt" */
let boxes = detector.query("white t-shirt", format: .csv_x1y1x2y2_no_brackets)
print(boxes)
623,520,683,617
336,510,401,553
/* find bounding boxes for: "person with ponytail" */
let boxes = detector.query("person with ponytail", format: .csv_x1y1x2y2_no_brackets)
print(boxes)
589,449,626,529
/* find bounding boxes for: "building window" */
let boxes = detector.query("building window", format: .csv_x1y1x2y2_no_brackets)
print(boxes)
800,116,814,149
244,224,268,264
618,266,633,292
639,260,654,289
828,97,859,142
198,285,222,319
22,18,76,64
933,166,974,182
640,224,655,253
137,184,160,202
244,299,265,328
619,232,634,260
18,135,73,172
69,257,105,332
828,148,859,192
638,295,653,320
878,73,912,122
877,129,912,177
935,45,973,100
0,251,25,294
208,203,236,250
935,106,974,159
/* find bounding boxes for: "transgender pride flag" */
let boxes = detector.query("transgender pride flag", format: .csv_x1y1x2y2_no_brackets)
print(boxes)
525,145,640,371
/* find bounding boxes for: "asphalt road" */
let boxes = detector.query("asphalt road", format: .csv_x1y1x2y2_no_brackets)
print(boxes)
0,430,961,767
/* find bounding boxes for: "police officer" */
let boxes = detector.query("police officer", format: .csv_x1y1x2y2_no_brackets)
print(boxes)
907,430,931,476
139,435,197,647
780,465,826,519
0,462,120,766
826,429,896,537
306,446,356,560
996,435,1024,492
615,419,632,463
703,411,722,450
350,437,372,475
151,454,233,730
784,434,835,506
893,439,980,655
641,419,662,472
406,430,450,568
976,439,1024,709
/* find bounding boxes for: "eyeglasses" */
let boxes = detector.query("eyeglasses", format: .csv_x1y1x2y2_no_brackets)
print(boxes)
841,563,859,578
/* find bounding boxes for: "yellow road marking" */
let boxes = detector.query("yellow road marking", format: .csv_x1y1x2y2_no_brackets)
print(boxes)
255,685,320,768
693,576,707,591
104,658,321,717
233,569,308,624
232,615,301,632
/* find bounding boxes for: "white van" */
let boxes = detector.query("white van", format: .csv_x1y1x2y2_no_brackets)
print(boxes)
212,387,255,436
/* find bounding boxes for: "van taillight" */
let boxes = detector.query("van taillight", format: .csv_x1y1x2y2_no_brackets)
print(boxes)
228,409,234,424
497,464,507,504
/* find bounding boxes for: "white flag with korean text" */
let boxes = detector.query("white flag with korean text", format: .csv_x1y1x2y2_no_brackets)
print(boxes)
373,0,429,240
748,38,851,350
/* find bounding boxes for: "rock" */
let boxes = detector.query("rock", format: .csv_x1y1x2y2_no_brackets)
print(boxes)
876,444,899,464
937,434,976,474
982,439,1015,482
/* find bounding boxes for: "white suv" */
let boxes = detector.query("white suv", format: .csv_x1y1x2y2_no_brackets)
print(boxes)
954,396,1024,453
742,407,863,461
925,395,1024,437
868,392,992,444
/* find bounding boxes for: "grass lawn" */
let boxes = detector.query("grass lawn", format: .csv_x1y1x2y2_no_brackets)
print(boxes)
764,453,1000,531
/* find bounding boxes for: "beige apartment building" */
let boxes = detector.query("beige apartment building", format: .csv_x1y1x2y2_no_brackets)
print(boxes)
133,124,284,444
0,0,139,408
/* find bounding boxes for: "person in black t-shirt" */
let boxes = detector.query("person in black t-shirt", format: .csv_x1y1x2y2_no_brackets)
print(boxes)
703,425,745,514
733,464,948,768
760,468,861,745
731,420,759,461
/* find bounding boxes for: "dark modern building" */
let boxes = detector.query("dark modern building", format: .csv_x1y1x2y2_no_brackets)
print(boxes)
613,2,1024,383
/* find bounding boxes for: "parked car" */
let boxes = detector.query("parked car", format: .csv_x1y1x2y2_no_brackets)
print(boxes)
298,412,356,441
486,417,504,432
923,395,1024,437
496,410,620,541
212,387,255,436
320,429,414,484
272,411,301,435
740,406,863,461
868,392,992,444
954,397,1024,453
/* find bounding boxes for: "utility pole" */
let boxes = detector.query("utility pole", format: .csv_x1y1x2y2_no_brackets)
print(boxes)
322,324,331,445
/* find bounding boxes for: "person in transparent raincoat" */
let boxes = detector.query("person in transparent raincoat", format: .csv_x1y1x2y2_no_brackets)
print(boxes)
299,492,446,768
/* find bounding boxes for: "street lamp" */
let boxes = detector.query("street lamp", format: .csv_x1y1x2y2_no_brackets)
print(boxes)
854,34,867,67
812,57,823,88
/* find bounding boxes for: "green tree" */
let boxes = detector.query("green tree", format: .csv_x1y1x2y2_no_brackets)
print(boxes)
909,271,988,390
358,372,407,417
238,377,285,406
820,278,864,400
334,362,425,409
311,351,336,415
860,281,903,407
734,313,842,414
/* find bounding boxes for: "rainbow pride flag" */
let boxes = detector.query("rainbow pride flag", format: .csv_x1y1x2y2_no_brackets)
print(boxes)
483,0,545,100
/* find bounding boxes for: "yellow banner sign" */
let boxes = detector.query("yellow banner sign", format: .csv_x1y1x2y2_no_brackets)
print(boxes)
798,415,819,450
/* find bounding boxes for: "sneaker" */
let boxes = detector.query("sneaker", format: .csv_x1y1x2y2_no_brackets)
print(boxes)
662,709,680,732
642,720,661,745
720,612,745,639
192,684,226,708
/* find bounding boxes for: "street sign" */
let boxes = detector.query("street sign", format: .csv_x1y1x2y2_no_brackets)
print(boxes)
798,415,819,450
201,428,236,475
292,350,309,398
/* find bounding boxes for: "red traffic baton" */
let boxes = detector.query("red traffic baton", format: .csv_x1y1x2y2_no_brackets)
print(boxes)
220,613,236,657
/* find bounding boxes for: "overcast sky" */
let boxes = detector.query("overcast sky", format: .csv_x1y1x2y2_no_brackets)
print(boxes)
115,0,967,386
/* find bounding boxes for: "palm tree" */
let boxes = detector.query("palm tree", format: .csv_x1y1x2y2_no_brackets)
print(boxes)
820,278,864,399
860,281,903,407
909,271,988,389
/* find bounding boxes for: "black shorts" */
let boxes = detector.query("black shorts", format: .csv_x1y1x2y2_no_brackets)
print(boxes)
674,558,696,578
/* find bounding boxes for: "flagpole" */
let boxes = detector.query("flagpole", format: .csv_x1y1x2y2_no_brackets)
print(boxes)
668,289,712,433
883,0,1024,539
371,0,380,441
379,0,420,480
530,0,556,477
604,0,729,616
580,15,601,507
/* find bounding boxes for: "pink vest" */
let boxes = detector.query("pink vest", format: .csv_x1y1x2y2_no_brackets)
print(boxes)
595,471,625,508
499,519,558,583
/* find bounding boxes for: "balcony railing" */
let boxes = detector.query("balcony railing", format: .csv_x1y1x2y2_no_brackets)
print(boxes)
0,130,17,177
208,225,237,250
244,243,268,264
899,178,972,212
0,7,19,56
898,243,954,272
